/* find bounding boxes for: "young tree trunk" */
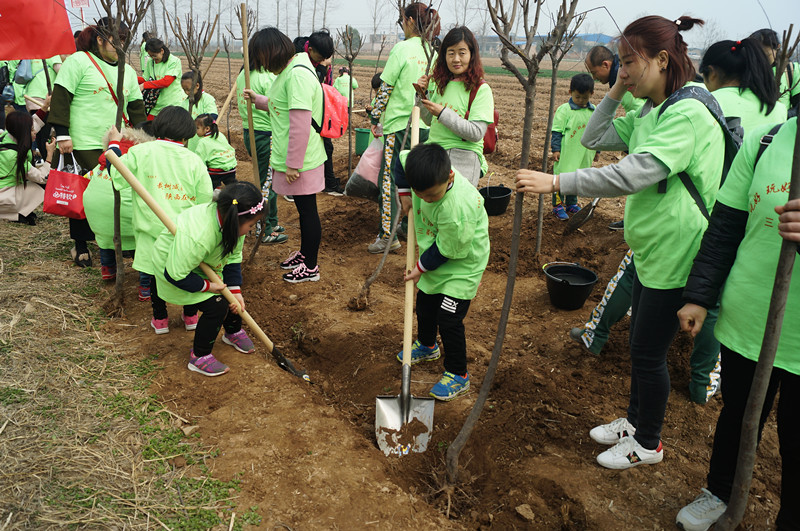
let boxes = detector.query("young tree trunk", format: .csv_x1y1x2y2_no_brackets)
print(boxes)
536,68,559,254
322,0,328,28
312,0,318,29
347,60,354,177
296,0,302,37
216,0,222,48
112,50,129,312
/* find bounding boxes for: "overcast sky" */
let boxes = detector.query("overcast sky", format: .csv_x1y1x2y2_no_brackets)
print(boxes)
66,0,795,50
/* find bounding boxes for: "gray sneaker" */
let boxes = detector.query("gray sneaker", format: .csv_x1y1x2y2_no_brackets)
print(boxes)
676,489,726,531
367,236,401,254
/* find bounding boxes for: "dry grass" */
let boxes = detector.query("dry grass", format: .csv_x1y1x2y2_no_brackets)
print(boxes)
0,215,259,530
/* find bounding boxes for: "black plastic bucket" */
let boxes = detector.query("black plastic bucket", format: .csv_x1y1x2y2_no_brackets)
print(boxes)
542,262,598,310
479,185,512,215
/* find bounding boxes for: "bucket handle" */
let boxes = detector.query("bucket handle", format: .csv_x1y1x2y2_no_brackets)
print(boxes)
542,261,578,271
484,172,507,199
542,261,579,285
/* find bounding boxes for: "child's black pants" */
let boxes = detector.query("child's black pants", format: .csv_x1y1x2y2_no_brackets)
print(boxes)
192,294,242,356
416,291,471,376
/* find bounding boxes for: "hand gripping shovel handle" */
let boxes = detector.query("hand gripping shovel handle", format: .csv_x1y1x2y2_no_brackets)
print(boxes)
104,150,310,382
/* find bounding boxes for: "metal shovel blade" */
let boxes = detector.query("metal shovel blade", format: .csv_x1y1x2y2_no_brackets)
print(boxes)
375,366,434,456
563,197,600,235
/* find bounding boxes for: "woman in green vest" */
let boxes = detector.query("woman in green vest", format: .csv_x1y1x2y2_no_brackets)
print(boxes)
367,2,439,254
417,26,494,187
49,18,146,267
139,38,183,119
516,15,725,471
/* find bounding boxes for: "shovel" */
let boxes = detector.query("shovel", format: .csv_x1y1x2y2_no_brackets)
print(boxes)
563,197,600,236
105,150,310,383
375,106,435,456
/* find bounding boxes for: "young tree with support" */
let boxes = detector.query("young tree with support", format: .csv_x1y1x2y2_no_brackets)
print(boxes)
98,0,155,314
537,10,584,250
336,25,364,178
444,0,580,484
165,12,219,115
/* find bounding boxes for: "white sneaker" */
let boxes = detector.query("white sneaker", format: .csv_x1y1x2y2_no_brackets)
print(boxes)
676,489,726,531
596,435,663,469
589,417,636,445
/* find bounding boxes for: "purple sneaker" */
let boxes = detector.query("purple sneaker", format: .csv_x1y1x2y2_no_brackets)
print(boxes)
188,350,229,376
222,329,255,353
280,250,305,270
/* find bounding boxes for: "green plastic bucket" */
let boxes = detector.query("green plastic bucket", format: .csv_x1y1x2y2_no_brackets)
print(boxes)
355,128,371,155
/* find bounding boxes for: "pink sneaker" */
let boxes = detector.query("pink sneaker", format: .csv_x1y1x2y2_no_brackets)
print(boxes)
151,317,169,335
222,329,255,353
182,312,199,331
188,350,229,376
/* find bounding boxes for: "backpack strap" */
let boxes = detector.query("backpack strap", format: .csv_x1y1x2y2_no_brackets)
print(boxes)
754,123,784,170
654,85,742,216
463,79,485,120
291,63,324,134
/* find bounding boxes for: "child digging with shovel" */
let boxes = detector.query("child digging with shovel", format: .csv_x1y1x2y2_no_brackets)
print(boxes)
150,181,262,376
395,143,490,401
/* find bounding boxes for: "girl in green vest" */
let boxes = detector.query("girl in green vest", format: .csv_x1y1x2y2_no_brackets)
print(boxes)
244,28,326,283
139,38,183,119
748,28,800,116
0,111,54,225
517,15,725,471
151,181,262,377
50,19,146,268
700,38,785,132
367,2,439,253
417,26,494,187
191,114,236,189
180,71,218,120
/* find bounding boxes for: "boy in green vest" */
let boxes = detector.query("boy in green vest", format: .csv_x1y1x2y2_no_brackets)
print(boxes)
395,143,490,401
551,73,596,220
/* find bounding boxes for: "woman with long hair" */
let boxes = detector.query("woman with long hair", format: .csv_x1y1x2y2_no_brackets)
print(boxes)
516,15,726,471
416,26,494,186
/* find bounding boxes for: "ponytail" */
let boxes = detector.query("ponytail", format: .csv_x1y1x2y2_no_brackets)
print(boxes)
195,114,218,139
4,112,33,185
700,38,778,115
216,182,264,256
403,2,441,41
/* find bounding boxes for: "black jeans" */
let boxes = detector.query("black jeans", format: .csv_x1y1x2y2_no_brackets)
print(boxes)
626,274,683,450
192,294,242,356
416,291,471,376
292,194,321,269
148,275,198,322
707,345,800,530
323,136,336,189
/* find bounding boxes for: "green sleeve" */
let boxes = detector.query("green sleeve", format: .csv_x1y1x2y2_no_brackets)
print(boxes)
165,230,210,281
469,83,494,123
551,104,568,134
288,67,316,111
380,45,404,87
352,77,359,89
716,126,766,211
612,111,635,146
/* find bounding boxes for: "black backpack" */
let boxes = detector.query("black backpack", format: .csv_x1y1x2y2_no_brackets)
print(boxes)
654,85,743,220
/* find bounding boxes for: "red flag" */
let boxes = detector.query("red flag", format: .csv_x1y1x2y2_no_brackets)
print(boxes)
0,0,77,60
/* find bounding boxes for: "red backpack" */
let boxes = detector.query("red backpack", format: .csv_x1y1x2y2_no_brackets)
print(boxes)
294,64,349,139
465,79,499,154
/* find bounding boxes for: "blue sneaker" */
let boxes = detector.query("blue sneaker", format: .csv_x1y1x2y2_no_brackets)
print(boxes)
396,340,440,364
566,204,581,214
552,205,569,220
430,372,470,401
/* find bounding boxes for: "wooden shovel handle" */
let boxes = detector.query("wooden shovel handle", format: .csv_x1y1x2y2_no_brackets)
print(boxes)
401,105,421,367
